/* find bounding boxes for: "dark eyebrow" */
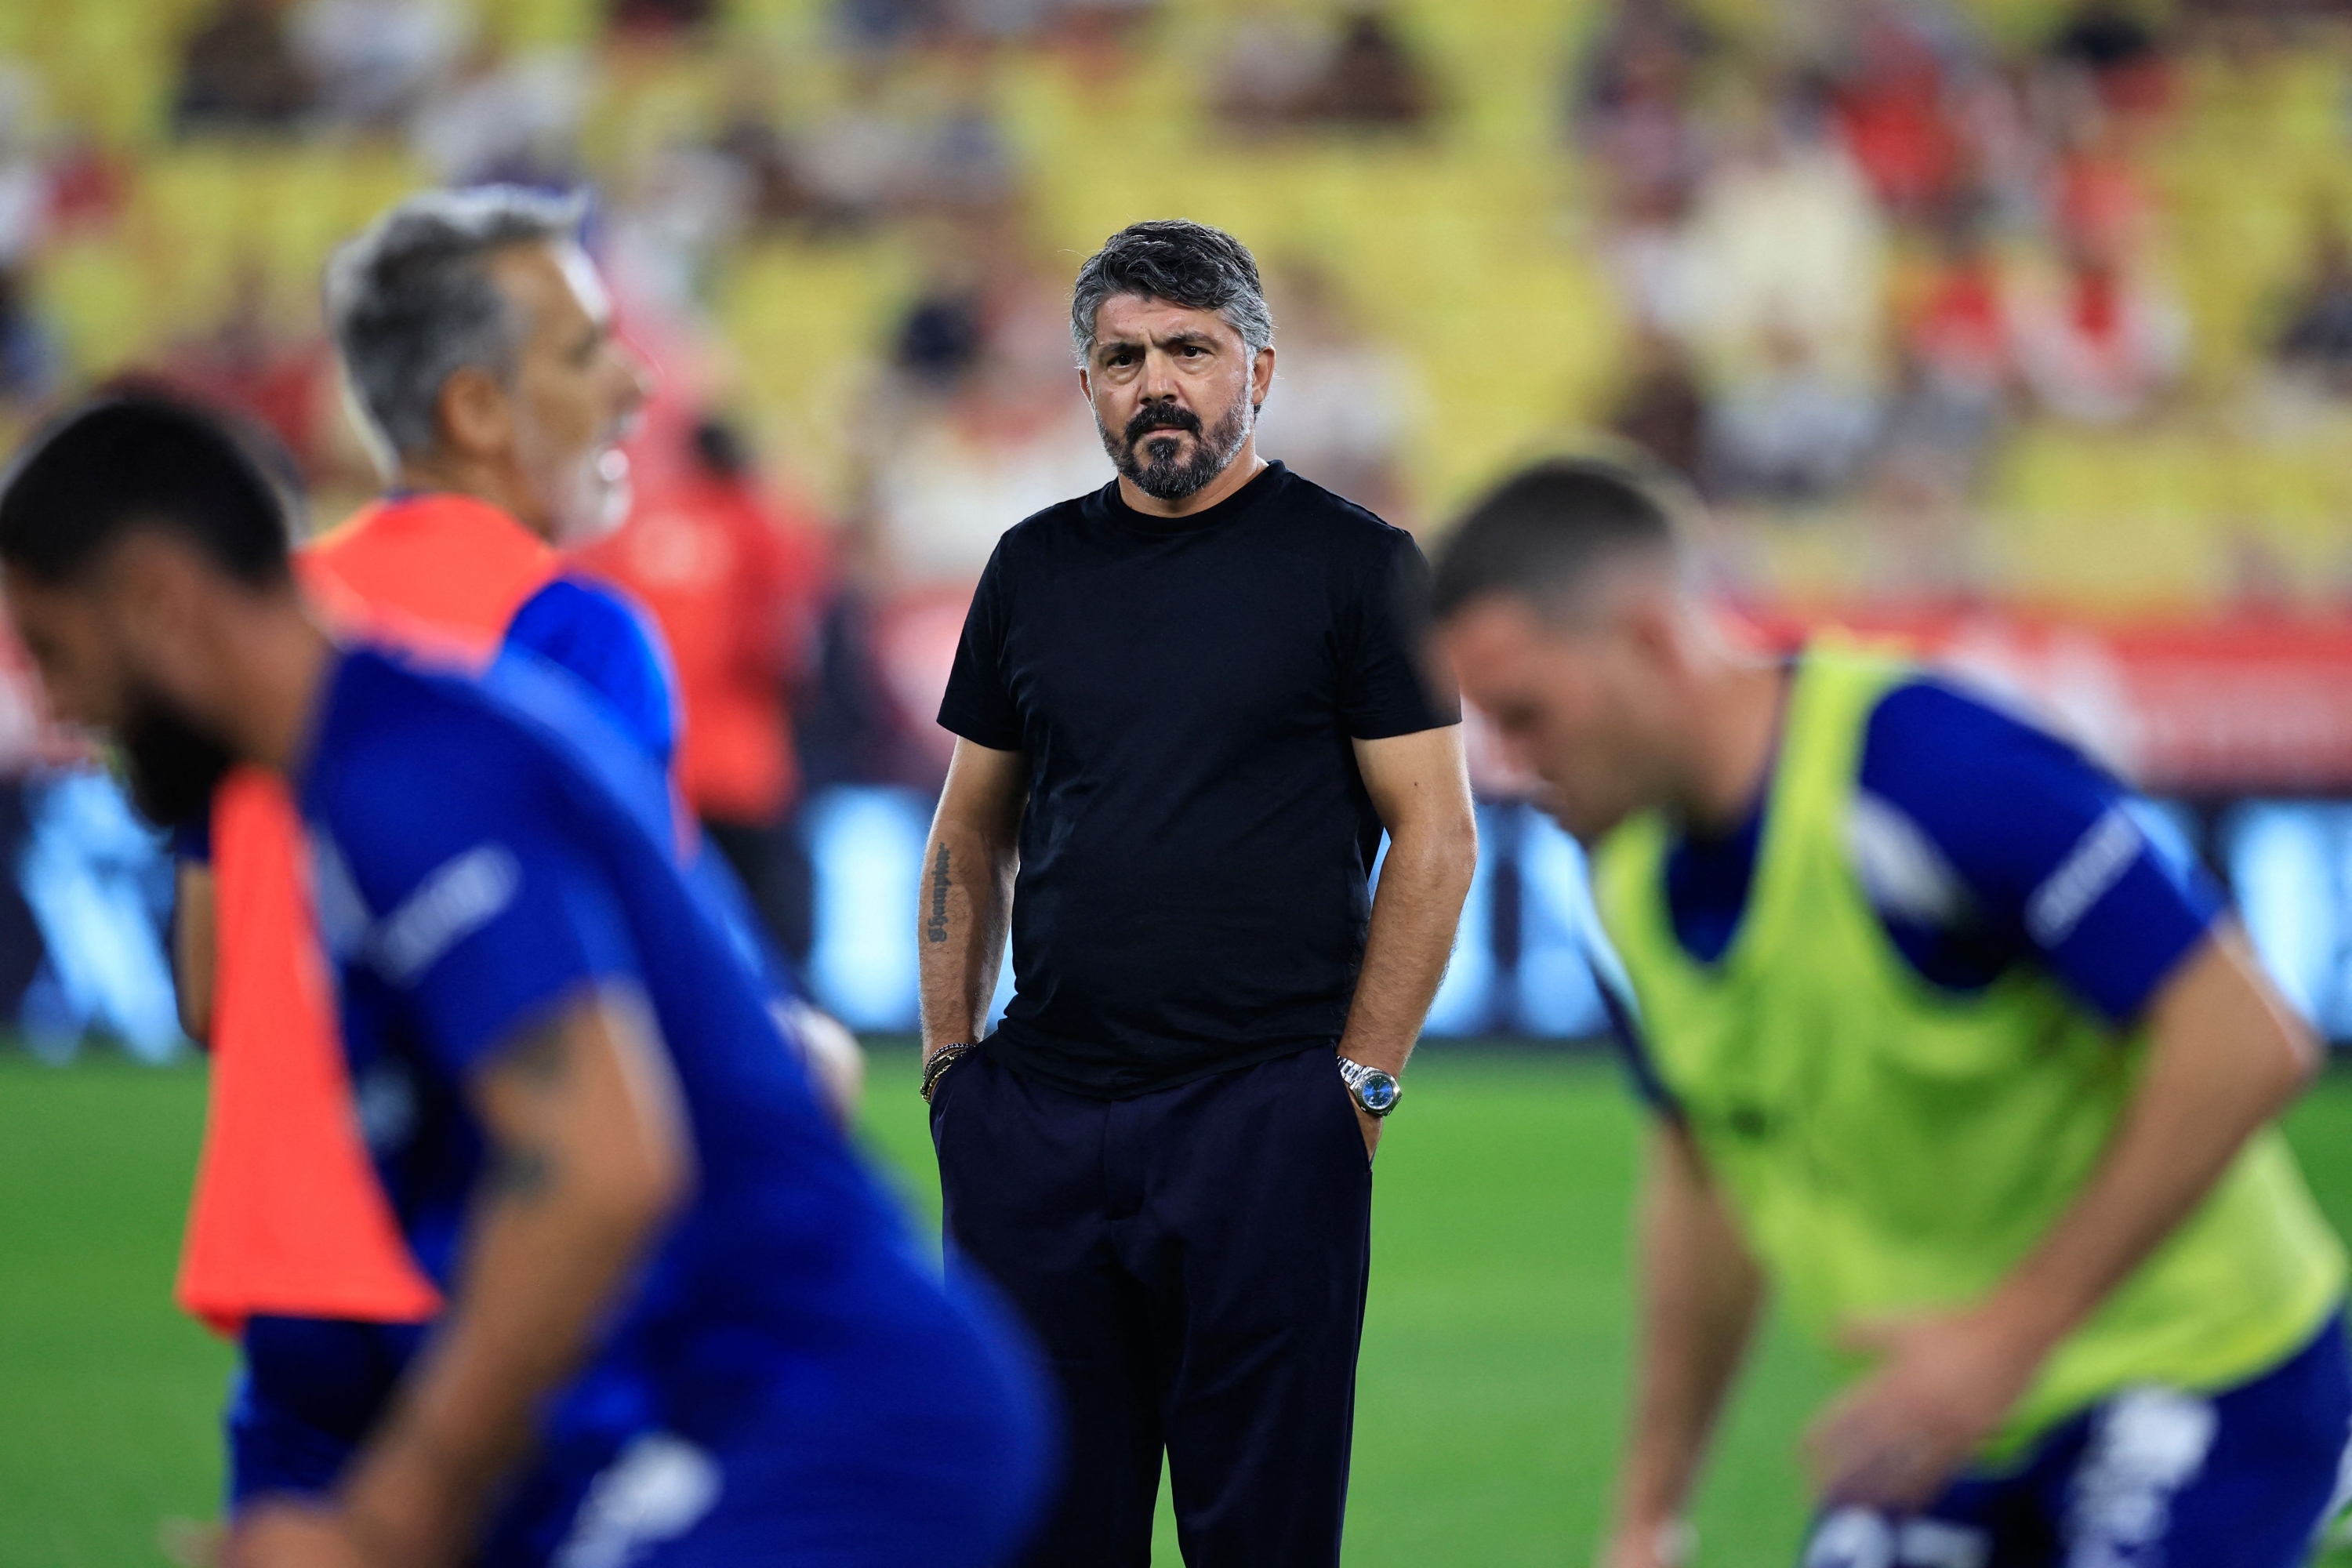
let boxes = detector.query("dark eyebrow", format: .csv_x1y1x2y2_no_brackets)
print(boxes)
1094,328,1223,359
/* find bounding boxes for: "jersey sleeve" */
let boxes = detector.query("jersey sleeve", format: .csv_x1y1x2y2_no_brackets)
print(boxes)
1860,679,2223,1025
325,746,646,1081
937,545,1025,751
1339,529,1461,740
503,576,682,770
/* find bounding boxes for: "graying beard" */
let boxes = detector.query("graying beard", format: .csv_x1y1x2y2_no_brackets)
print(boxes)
1111,397,1251,501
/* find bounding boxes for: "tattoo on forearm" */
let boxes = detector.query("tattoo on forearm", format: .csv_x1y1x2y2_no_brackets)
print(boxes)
491,1145,556,1200
926,846,951,944
482,1022,570,1204
507,1022,571,1087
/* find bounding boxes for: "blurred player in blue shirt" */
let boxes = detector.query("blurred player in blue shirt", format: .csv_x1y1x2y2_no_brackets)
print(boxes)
0,396,1050,1567
172,186,861,1522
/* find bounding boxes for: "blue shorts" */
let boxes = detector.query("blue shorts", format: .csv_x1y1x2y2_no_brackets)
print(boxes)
535,1411,1047,1568
229,1269,1052,1568
226,1316,415,1508
226,1381,355,1508
503,1266,1054,1568
1801,1311,2352,1568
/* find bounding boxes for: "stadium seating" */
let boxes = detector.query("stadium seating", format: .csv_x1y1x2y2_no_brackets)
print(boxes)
5,0,2343,609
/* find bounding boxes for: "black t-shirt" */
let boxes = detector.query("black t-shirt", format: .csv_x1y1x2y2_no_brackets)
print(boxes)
938,462,1459,1098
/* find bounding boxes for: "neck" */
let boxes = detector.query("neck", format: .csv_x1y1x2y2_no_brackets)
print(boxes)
395,450,551,540
210,593,337,776
1679,655,1788,834
1116,437,1269,520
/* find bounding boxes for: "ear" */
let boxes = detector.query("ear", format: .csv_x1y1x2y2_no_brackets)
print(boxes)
1250,344,1275,408
1076,365,1093,402
1616,576,1691,679
434,365,514,460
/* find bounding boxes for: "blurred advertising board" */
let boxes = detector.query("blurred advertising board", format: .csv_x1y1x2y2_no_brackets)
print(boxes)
1740,609,2352,800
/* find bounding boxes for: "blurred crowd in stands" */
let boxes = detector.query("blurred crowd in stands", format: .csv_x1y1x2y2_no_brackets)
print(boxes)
1592,0,2159,503
0,0,2349,1045
0,1,2343,567
0,2,2347,524
0,0,1464,805
1581,0,2352,519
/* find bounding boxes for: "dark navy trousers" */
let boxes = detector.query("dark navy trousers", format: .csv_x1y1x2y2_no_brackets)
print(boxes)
930,1042,1374,1568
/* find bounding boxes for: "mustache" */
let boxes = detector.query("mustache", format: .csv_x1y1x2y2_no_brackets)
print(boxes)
1101,389,1250,503
1124,404,1202,445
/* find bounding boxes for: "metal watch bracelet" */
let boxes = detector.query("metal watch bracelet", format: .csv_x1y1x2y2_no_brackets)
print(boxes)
1338,1054,1403,1118
920,1041,979,1103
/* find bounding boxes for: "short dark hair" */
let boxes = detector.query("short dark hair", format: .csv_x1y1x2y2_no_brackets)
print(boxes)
1069,219,1274,365
0,395,295,587
1431,458,1680,622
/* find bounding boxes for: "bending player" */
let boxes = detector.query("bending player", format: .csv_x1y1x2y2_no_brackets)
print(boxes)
0,396,1049,1566
1430,459,2350,1566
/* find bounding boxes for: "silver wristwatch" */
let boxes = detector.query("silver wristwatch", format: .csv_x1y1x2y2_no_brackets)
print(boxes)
1337,1055,1402,1118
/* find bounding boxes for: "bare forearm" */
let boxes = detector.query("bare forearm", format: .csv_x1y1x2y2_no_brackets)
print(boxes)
173,864,215,1044
1617,1127,1766,1534
1982,930,2315,1351
1337,823,1475,1075
351,1168,662,1541
916,818,1014,1056
340,1002,687,1562
1795,932,2324,1515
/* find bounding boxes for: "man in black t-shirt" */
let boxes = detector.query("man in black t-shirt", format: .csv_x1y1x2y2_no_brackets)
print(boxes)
918,220,1478,1567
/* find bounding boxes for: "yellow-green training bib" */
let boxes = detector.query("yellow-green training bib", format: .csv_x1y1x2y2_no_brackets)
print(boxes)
1592,642,2345,1455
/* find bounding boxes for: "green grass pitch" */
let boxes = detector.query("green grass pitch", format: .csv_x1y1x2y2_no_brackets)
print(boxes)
5,1047,2352,1567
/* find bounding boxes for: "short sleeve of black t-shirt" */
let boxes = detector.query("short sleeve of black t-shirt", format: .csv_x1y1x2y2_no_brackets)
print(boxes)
937,549,1023,751
938,463,1458,1097
1338,524,1457,739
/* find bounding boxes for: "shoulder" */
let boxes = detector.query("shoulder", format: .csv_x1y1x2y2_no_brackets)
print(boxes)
1849,666,2220,1016
504,574,679,762
1861,674,2105,799
1269,467,1406,542
314,648,546,789
991,488,1105,559
307,652,555,875
962,490,1112,619
1265,471,1428,587
1259,474,1430,630
509,574,666,659
1852,670,2138,907
310,646,670,877
506,574,676,699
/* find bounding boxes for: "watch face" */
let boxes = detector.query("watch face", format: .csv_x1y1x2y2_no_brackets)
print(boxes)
1358,1071,1399,1114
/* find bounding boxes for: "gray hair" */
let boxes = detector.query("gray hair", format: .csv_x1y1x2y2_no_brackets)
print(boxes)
324,185,587,461
1069,219,1274,367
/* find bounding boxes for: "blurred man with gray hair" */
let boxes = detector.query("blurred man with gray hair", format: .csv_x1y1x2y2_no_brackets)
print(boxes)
322,184,644,550
917,219,1478,1566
